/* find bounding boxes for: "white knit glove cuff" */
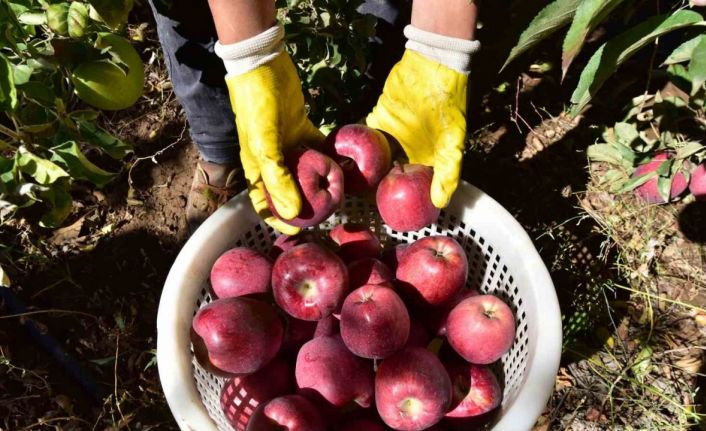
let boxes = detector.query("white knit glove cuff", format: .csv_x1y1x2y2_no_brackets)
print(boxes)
404,25,480,74
214,24,284,76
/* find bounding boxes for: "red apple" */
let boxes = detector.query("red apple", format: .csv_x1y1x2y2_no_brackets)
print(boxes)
340,418,388,431
428,289,481,336
446,295,516,364
375,347,452,431
348,258,393,289
690,163,706,201
396,236,468,307
272,243,349,321
324,124,392,195
445,361,501,420
295,335,375,408
220,357,294,430
376,164,440,232
633,152,688,204
246,394,326,431
267,148,344,228
330,223,381,262
192,297,283,374
340,284,410,359
280,315,340,358
210,247,272,299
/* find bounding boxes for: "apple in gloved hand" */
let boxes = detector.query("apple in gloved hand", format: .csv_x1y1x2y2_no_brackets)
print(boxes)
267,147,344,228
246,394,326,431
324,124,392,195
272,243,349,321
192,297,283,375
377,164,440,232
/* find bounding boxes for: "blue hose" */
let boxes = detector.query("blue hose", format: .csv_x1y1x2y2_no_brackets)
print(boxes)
0,286,105,403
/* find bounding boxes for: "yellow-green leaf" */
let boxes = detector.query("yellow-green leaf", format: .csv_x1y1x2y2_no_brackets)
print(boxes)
0,53,17,111
16,146,69,185
50,141,115,187
688,35,706,95
663,35,705,65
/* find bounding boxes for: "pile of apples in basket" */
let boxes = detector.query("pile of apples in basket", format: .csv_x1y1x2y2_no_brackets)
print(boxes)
191,125,517,431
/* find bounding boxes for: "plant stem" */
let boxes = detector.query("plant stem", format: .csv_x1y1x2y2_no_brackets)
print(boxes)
0,123,20,142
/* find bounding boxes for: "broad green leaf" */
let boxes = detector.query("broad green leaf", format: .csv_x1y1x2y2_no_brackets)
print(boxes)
86,0,132,29
16,146,69,184
663,35,705,65
587,142,635,169
562,0,626,78
68,2,88,39
676,141,705,159
614,122,639,145
39,181,72,228
618,170,657,192
18,11,46,25
78,120,132,159
18,81,55,105
50,141,115,187
12,64,32,85
655,158,672,177
502,0,582,71
688,35,706,95
657,175,673,203
46,3,69,35
0,53,17,111
69,109,99,122
570,10,706,116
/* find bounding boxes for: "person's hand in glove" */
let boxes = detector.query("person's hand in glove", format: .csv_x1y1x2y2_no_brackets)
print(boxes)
366,2,480,209
215,23,323,235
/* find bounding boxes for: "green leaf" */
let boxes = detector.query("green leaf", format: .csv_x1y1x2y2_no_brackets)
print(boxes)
78,120,132,159
0,53,17,111
655,158,673,177
631,345,653,383
86,0,132,29
570,10,706,116
17,11,46,25
587,142,635,169
676,141,705,159
561,0,626,78
12,64,32,85
68,2,88,39
688,35,706,95
39,181,72,228
614,122,639,145
50,141,114,187
618,170,657,192
46,3,70,35
502,0,582,71
657,174,672,203
16,146,69,185
663,34,705,65
18,81,55,105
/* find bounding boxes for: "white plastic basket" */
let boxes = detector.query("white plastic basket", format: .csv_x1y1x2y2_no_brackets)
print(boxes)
157,180,562,431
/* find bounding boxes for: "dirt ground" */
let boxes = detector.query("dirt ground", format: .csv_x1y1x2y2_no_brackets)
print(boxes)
2,1,706,430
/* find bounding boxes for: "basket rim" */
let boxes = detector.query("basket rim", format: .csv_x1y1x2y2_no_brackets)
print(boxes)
156,180,562,431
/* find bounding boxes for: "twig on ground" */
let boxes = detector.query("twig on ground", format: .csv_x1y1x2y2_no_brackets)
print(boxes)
127,122,188,187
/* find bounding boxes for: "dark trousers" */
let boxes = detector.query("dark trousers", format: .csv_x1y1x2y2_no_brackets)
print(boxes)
148,0,409,165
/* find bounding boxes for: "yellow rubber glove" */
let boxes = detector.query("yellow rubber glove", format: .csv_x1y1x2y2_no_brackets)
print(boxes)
366,50,469,209
225,52,324,235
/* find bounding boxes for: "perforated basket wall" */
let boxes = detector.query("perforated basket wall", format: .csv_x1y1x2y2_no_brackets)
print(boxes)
188,197,531,431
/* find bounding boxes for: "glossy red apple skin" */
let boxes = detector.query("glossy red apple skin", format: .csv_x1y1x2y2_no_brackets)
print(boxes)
267,148,344,228
375,347,452,431
210,247,272,299
340,284,410,359
324,124,392,195
347,258,393,290
690,163,706,201
633,152,688,204
340,418,389,431
245,394,326,431
192,297,283,375
447,295,516,364
396,236,468,307
220,357,294,430
445,361,502,420
295,335,375,408
376,164,440,232
330,223,381,262
428,289,481,336
272,243,349,321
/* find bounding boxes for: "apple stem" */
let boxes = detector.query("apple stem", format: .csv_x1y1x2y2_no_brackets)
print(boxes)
373,358,378,372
